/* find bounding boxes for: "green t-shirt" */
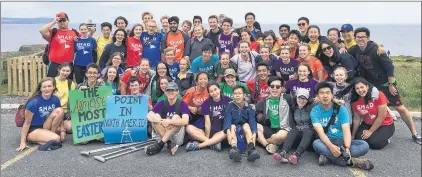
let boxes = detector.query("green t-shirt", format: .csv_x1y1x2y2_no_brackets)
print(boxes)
268,97,280,128
219,81,251,99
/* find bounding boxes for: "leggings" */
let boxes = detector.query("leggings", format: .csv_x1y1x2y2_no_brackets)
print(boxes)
281,129,315,155
355,121,395,150
73,65,87,85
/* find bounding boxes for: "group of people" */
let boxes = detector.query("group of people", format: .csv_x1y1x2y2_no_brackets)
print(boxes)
16,11,421,171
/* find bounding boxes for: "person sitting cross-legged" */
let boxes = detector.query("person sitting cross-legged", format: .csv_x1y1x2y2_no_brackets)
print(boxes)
145,81,190,156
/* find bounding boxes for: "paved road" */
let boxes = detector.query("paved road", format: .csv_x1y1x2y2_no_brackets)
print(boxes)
1,113,421,177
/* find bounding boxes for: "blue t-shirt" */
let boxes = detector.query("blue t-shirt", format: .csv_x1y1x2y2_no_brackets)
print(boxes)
310,104,350,139
140,32,163,67
74,37,97,66
25,95,62,126
104,81,117,95
190,55,219,80
168,62,180,80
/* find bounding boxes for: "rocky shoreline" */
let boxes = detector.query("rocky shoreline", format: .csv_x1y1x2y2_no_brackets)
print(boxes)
1,44,45,60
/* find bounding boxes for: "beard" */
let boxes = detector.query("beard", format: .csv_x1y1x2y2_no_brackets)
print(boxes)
170,26,178,32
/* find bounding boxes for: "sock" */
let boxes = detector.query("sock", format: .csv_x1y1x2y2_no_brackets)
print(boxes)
158,141,165,149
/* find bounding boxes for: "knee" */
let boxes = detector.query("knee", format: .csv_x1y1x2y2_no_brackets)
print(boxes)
185,125,195,133
64,121,72,131
395,105,408,113
312,139,324,151
257,124,263,132
367,139,388,150
242,123,250,130
53,108,64,117
49,134,61,142
171,114,181,119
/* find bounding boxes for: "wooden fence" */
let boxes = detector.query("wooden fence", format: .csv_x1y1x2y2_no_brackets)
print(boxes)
7,56,47,96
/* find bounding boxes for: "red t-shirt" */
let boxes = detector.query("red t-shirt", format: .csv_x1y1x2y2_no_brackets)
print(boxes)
246,79,269,103
121,72,149,95
352,92,393,126
45,29,78,64
250,41,260,53
166,31,185,62
126,37,143,68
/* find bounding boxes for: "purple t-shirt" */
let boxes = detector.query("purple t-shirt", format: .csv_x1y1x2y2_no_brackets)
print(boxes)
201,96,232,132
152,100,190,119
284,79,318,98
216,32,239,58
273,59,300,81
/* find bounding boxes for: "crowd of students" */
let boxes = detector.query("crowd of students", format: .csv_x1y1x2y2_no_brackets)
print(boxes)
16,11,421,170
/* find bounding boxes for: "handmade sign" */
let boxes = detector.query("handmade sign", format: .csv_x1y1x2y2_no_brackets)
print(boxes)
103,95,149,144
69,86,112,144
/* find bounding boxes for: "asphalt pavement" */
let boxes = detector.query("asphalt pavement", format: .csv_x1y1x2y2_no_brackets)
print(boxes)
1,112,421,177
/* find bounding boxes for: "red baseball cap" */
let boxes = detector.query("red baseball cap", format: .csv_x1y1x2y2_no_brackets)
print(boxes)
56,12,69,20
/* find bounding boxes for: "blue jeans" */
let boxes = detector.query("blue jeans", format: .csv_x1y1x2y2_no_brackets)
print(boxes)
313,138,369,166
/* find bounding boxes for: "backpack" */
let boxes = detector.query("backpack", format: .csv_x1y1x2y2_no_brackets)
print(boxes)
159,98,182,119
15,98,38,127
42,28,79,65
253,79,261,103
323,103,341,133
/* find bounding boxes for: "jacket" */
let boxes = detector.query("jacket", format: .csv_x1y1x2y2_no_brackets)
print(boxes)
175,72,195,96
323,47,358,81
348,41,394,87
255,93,293,131
289,98,316,131
223,101,257,134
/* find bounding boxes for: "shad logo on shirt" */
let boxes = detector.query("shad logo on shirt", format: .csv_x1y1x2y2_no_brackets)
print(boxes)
39,104,56,118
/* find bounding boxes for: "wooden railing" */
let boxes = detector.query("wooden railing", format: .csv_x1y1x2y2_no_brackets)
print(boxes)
7,56,47,96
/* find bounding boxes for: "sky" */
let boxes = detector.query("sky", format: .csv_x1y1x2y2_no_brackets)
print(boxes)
1,1,421,24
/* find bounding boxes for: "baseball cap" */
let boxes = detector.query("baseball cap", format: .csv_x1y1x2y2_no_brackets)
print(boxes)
56,12,69,20
224,68,236,77
165,81,179,91
340,24,353,32
296,88,310,99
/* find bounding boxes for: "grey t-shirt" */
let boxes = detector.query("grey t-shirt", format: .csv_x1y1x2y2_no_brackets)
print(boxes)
230,51,259,82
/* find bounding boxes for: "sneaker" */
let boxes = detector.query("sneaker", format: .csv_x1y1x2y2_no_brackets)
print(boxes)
247,148,260,162
167,142,179,155
265,144,278,154
412,134,422,145
229,147,242,162
288,152,300,165
350,157,374,170
273,150,288,163
318,155,328,166
209,143,222,152
186,141,200,152
145,142,163,156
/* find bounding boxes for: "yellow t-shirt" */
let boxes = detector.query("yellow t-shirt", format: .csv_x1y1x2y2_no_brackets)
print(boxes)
309,40,319,56
345,39,356,49
95,36,113,64
55,77,76,113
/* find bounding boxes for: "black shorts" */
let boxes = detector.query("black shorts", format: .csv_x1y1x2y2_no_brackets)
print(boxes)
378,85,403,106
28,125,43,135
263,126,281,139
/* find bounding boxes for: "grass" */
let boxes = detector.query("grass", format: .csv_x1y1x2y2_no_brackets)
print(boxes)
0,56,420,111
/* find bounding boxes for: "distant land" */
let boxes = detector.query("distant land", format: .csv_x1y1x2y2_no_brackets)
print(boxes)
1,17,53,24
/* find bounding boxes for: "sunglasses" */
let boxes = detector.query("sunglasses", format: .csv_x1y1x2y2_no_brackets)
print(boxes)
58,19,67,23
322,46,332,52
270,85,282,89
297,23,306,27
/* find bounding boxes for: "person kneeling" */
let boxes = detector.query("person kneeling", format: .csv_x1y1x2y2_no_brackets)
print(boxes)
311,82,374,170
255,76,292,154
185,82,231,152
223,86,260,162
145,82,189,156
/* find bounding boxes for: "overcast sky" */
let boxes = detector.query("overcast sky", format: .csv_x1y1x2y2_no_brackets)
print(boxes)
1,1,421,24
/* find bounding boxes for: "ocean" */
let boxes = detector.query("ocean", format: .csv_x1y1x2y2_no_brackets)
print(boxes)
1,23,421,57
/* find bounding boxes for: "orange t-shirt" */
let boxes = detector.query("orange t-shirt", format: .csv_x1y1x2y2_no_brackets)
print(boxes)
297,56,328,81
166,31,185,62
181,86,209,107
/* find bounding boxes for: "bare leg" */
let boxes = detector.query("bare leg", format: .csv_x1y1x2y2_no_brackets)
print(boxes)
395,105,417,135
43,108,64,133
268,130,289,145
27,129,61,145
242,123,255,145
199,131,227,148
64,120,72,134
186,125,208,142
227,125,237,147
257,124,269,146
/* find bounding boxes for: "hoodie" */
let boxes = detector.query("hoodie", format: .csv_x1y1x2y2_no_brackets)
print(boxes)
223,101,257,134
322,46,358,81
348,41,394,87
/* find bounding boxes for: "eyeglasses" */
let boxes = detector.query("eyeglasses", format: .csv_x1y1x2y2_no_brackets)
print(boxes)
298,23,306,27
322,46,332,52
355,36,368,40
270,85,282,89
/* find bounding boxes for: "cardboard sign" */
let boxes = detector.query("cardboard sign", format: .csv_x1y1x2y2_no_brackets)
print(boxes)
103,95,149,144
69,86,112,144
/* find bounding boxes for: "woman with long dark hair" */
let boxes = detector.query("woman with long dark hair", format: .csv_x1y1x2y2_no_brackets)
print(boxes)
126,23,143,68
351,77,395,150
151,62,173,104
101,66,121,95
99,28,128,69
54,63,75,134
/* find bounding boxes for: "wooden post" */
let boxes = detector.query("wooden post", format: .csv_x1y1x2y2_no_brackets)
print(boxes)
37,58,42,85
7,58,11,95
30,57,36,95
12,58,17,95
18,58,23,96
24,57,29,96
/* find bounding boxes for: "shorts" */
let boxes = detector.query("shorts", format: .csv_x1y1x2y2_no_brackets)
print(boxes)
378,85,403,106
27,125,43,137
263,126,281,139
151,126,185,146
